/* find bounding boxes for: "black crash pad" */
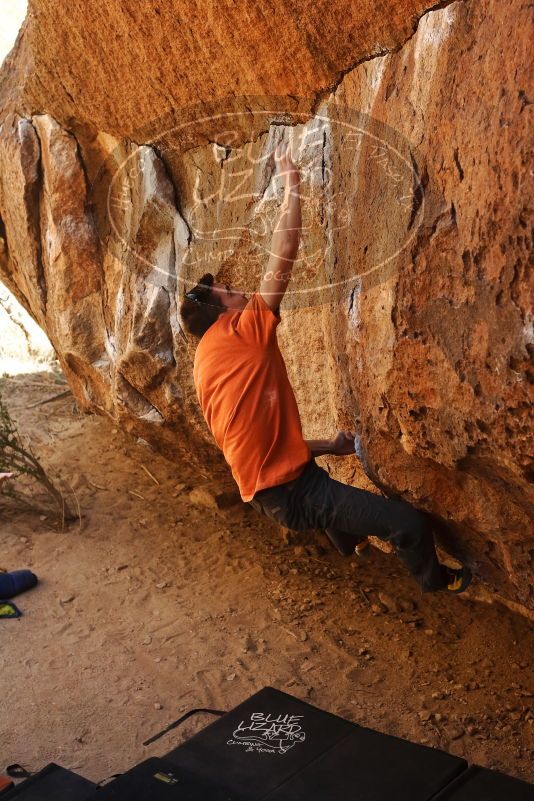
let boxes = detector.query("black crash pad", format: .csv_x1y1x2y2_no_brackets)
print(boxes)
165,686,466,800
1,763,96,801
431,765,534,800
264,725,466,801
84,757,246,800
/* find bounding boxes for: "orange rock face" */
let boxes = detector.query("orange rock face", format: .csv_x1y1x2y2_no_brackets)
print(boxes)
0,0,532,614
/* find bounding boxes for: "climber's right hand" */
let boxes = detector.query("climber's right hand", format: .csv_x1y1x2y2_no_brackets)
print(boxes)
274,142,299,183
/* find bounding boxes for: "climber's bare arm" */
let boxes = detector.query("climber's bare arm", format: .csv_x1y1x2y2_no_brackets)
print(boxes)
305,431,357,458
305,439,337,457
259,142,301,314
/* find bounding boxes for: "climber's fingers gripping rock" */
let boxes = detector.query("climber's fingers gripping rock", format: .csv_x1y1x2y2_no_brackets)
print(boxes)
274,141,297,179
331,430,358,456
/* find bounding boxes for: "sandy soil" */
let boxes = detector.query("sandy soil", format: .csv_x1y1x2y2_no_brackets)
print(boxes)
0,369,533,785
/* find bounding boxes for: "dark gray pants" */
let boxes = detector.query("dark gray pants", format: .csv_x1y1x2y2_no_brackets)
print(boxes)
248,459,447,592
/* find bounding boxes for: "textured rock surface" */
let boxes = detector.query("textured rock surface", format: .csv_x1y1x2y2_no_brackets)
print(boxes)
1,0,447,140
0,0,532,613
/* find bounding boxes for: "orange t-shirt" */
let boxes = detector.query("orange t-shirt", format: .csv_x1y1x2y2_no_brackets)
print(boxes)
193,292,311,501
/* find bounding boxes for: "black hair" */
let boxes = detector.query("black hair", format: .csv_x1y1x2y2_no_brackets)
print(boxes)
179,273,225,339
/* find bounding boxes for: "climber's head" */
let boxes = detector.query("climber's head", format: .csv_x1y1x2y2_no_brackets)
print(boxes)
179,273,248,338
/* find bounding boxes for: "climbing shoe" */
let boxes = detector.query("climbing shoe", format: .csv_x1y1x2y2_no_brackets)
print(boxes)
443,565,472,594
324,530,372,559
325,528,358,557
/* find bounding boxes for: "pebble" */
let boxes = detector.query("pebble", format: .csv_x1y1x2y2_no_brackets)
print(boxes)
60,595,75,604
466,725,478,736
154,702,162,710
189,486,219,511
377,592,401,613
156,581,168,589
280,529,293,546
242,635,256,653
227,673,236,681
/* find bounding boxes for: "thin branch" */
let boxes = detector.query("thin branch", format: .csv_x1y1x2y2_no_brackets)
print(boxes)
26,389,71,408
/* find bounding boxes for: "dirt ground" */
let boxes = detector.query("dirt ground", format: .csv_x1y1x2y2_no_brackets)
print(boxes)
0,369,533,786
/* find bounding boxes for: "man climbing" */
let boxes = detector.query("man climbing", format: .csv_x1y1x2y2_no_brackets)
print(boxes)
179,142,471,595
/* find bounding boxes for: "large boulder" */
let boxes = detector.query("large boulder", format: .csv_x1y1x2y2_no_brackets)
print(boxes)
0,0,531,614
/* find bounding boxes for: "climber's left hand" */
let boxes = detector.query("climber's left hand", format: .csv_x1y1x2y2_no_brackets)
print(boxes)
331,430,357,456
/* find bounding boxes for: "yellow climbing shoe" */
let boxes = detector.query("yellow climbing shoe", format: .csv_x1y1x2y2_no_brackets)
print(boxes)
444,566,472,594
